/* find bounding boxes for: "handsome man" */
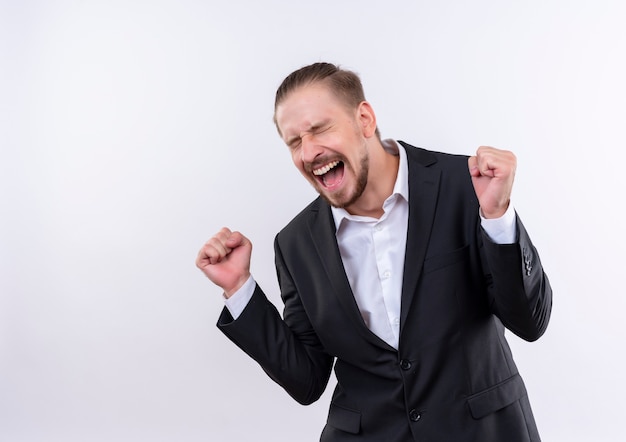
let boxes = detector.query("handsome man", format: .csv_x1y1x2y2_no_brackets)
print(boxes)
197,62,552,441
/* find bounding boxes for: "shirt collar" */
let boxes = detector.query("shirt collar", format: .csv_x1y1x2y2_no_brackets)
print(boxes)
331,139,409,231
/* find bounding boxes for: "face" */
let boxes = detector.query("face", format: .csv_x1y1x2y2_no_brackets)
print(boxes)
275,82,375,209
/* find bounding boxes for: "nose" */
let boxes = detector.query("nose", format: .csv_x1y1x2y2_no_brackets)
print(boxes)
300,134,323,164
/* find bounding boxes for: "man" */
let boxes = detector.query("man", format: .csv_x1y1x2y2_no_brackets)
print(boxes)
196,62,552,441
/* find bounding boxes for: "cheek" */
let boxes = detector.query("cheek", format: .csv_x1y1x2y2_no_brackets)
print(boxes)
292,156,310,179
291,153,303,169
290,149,302,167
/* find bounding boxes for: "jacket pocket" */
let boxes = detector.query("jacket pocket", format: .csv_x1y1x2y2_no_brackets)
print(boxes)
327,402,361,434
423,245,469,274
467,373,527,419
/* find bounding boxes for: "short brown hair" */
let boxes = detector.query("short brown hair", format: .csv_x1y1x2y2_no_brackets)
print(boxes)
274,62,366,111
273,62,379,137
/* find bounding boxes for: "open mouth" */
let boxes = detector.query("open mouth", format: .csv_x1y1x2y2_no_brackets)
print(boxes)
313,160,345,189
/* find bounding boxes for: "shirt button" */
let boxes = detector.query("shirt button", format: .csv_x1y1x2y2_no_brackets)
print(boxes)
375,225,383,231
399,359,412,370
409,409,421,422
383,271,391,279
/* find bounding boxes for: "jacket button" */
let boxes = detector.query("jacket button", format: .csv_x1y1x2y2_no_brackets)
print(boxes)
399,359,412,370
409,409,421,422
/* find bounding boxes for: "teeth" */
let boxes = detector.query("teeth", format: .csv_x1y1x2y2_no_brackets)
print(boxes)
313,161,340,176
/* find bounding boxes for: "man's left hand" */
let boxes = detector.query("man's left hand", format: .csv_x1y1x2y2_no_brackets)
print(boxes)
468,146,516,219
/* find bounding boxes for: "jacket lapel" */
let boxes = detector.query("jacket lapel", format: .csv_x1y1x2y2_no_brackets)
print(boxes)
306,199,394,349
399,142,441,332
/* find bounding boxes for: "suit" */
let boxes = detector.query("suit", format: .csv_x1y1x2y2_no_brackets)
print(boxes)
218,141,552,441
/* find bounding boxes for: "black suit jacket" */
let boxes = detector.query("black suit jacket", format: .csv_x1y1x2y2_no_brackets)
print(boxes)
218,142,552,441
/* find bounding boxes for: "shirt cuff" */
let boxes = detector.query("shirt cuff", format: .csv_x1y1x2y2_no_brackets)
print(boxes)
480,204,517,244
223,275,256,320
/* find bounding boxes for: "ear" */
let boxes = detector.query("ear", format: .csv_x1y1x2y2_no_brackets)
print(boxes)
357,101,377,138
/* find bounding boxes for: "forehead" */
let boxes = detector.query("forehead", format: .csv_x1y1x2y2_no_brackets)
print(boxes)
275,82,351,137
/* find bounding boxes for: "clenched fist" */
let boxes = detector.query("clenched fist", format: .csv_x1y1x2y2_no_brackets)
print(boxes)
196,227,252,298
468,146,516,219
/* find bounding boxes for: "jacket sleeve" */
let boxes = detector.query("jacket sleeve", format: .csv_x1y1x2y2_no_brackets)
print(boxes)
480,214,553,341
216,238,334,405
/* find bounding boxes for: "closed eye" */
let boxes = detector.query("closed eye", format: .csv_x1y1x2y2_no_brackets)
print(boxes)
312,124,331,135
287,138,301,150
285,121,332,150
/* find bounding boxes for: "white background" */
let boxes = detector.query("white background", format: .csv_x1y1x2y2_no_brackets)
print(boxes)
1,1,625,441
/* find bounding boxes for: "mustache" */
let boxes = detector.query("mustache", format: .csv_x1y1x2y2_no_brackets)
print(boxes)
304,156,345,173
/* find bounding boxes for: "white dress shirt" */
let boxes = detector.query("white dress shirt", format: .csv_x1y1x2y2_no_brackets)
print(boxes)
224,140,516,350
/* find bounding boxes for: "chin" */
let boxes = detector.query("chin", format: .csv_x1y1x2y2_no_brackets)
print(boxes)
320,190,355,209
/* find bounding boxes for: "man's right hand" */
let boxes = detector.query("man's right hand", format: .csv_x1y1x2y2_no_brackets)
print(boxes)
196,227,252,298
